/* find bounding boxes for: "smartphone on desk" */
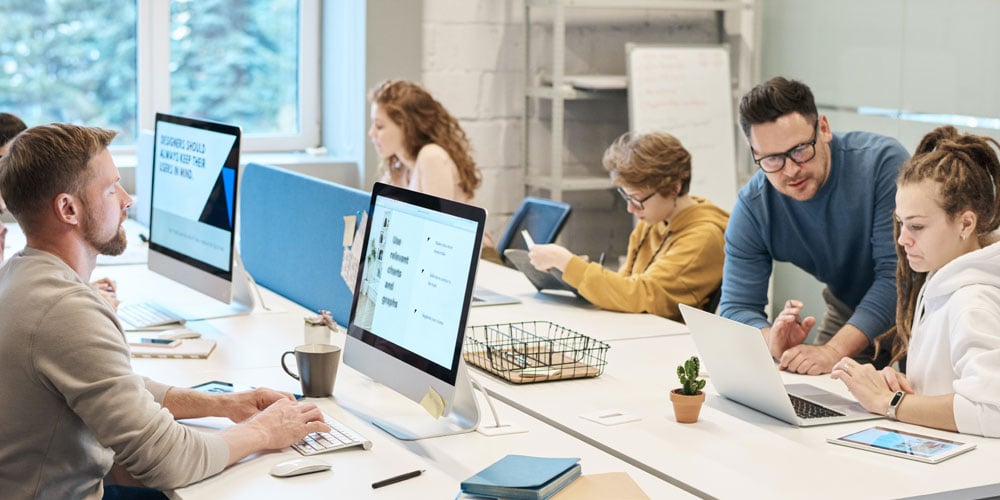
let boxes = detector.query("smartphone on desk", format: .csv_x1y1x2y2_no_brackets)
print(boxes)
128,338,180,348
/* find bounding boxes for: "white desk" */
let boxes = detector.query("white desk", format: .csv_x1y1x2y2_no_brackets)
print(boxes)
102,250,1000,499
471,261,688,342
3,220,149,266
105,265,689,499
472,335,1000,499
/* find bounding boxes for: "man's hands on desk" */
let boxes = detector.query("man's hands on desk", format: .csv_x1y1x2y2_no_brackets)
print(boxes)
92,277,119,310
221,387,300,423
762,299,867,376
166,386,330,465
240,397,329,451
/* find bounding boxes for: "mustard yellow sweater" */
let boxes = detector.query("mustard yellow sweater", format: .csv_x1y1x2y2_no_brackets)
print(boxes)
562,197,729,321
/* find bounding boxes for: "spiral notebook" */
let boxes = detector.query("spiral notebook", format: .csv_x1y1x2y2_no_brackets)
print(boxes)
130,339,217,359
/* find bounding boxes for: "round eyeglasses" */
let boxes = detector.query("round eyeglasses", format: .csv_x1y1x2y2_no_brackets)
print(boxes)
752,121,819,173
617,187,656,210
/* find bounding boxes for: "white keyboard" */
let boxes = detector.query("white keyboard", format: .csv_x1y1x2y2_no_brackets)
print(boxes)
118,302,185,330
292,413,373,456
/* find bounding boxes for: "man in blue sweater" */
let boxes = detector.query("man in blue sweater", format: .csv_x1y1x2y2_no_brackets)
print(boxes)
720,77,909,375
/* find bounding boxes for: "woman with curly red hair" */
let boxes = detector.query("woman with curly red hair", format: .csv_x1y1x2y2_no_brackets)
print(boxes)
368,80,481,204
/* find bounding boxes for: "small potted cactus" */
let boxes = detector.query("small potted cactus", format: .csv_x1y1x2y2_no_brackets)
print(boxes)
670,356,706,423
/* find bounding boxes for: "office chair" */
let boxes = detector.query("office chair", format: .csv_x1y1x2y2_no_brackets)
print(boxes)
496,197,572,267
702,285,723,314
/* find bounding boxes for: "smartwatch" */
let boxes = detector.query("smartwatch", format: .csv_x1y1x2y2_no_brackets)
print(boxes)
887,390,906,420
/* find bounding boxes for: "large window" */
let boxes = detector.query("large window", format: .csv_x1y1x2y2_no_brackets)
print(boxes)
0,0,318,151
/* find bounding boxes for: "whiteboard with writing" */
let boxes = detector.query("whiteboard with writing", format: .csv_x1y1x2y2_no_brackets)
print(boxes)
627,44,737,211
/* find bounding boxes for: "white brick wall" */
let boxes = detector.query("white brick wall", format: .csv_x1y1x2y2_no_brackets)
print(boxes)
422,0,718,260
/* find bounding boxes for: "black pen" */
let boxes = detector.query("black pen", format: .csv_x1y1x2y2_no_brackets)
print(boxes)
371,469,424,489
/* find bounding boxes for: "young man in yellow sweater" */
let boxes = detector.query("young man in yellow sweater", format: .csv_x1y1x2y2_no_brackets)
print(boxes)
528,132,729,321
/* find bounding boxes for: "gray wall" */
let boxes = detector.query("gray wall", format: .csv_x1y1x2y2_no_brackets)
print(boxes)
762,0,1000,326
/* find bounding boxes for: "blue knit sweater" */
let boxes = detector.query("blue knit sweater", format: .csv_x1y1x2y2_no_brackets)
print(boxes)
720,131,909,340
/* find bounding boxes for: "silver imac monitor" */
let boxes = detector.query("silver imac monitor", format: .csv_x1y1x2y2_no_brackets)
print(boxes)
344,182,485,440
145,112,250,318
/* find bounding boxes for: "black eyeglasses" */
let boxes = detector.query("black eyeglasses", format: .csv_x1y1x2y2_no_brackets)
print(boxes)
752,121,819,173
617,187,656,210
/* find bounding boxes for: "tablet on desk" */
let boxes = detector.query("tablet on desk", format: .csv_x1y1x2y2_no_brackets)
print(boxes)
828,426,976,464
503,249,589,303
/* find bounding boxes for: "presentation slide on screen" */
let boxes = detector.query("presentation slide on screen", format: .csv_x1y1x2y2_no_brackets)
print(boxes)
353,198,477,369
150,121,237,271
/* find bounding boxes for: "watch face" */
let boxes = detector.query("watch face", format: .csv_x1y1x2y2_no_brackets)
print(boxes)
890,391,905,405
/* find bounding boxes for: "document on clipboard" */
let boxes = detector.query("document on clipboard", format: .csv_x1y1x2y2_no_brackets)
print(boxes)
340,211,368,293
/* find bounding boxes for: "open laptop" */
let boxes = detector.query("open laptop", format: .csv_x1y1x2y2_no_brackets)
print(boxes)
679,304,882,427
470,286,520,307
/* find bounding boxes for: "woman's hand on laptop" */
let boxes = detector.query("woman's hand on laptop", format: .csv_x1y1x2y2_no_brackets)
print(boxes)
831,358,893,414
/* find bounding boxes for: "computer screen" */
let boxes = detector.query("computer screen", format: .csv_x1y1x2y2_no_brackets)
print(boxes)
344,182,485,440
148,113,241,306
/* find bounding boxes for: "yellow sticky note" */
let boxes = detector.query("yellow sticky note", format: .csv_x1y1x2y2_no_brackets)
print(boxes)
419,386,446,419
342,215,357,247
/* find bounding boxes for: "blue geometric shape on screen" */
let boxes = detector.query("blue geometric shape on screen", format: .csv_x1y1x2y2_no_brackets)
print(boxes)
223,167,236,227
199,168,234,230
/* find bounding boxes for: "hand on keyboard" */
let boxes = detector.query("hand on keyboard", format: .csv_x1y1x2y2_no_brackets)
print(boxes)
243,399,330,451
292,412,373,456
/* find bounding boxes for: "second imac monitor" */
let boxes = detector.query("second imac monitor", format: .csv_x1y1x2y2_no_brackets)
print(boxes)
344,183,486,440
148,113,245,312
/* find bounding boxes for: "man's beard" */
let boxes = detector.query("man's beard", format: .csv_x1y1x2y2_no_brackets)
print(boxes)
82,209,127,256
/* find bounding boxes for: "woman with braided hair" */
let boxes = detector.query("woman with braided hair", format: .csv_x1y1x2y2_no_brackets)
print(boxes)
832,126,1000,437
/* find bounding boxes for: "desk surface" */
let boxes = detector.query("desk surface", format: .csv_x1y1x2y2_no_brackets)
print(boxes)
94,246,999,499
473,335,1000,500
105,265,688,499
471,261,688,341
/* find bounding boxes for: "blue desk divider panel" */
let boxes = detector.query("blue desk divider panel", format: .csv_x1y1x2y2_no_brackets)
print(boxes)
240,162,370,326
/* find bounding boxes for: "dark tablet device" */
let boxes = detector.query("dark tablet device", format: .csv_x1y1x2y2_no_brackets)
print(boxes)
503,249,588,302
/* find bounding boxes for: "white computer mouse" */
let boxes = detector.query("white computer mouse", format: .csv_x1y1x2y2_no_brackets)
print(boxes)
269,457,332,478
157,328,202,340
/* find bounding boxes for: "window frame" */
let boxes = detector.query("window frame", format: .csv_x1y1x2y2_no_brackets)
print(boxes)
136,0,319,152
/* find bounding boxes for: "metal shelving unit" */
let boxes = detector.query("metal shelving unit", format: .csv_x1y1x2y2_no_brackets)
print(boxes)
523,0,756,201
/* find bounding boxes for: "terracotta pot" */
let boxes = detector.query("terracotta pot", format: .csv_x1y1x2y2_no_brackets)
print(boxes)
669,388,705,423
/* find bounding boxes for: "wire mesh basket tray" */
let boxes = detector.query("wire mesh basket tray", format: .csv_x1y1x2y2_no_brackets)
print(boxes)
463,321,610,384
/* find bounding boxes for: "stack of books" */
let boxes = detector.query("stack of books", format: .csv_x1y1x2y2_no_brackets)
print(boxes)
460,455,581,500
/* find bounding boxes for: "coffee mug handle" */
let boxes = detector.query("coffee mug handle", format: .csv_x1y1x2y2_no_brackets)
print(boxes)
281,351,300,381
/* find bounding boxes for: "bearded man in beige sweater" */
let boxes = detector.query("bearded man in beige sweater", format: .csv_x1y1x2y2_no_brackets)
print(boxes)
0,123,329,499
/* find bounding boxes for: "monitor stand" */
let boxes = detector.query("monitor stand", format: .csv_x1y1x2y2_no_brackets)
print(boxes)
228,250,263,315
163,250,266,321
371,360,481,441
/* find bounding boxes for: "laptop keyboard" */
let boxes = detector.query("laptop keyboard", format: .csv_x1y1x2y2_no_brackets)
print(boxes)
291,412,373,456
789,394,844,419
118,302,185,329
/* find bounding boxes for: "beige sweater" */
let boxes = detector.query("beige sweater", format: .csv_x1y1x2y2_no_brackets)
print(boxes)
0,249,228,499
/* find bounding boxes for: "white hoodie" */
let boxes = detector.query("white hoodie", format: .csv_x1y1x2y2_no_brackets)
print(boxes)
907,240,1000,437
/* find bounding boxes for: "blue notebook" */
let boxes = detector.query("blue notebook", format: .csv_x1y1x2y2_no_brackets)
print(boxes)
461,455,581,500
